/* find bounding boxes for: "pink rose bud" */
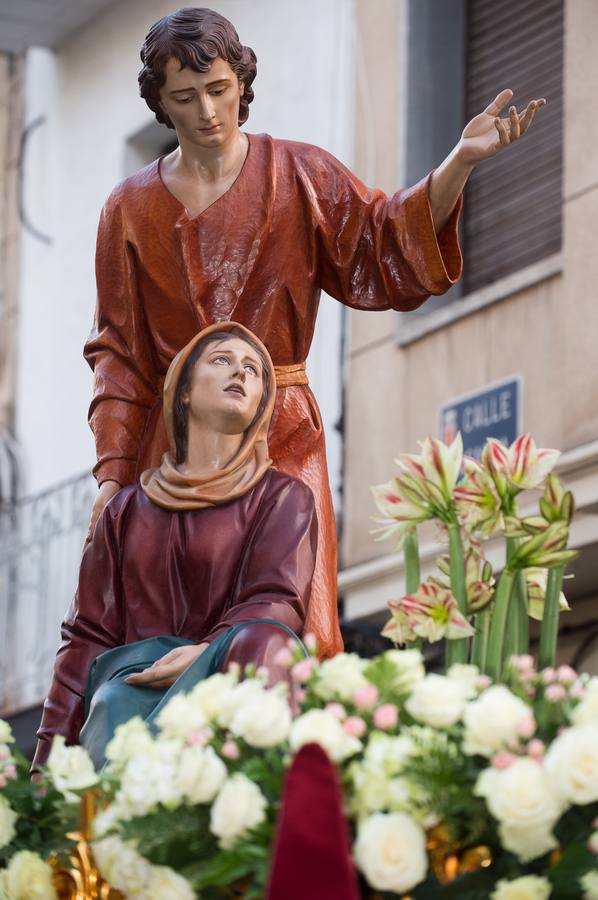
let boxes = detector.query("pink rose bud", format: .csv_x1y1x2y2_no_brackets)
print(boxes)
527,739,545,759
3,764,16,780
273,646,294,668
227,661,241,677
587,832,598,855
293,686,307,705
557,664,577,685
0,748,9,762
343,716,366,738
353,684,379,710
542,667,557,683
291,658,315,683
221,740,240,760
545,683,566,702
492,751,515,769
373,704,399,730
476,675,491,690
517,714,536,738
326,703,347,721
569,682,586,699
303,632,318,653
512,654,535,672
188,727,211,747
526,686,537,698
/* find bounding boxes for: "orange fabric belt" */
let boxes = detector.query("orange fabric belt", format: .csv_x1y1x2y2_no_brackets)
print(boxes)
274,362,309,388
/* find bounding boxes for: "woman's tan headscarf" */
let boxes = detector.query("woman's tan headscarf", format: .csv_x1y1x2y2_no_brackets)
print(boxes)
140,322,276,510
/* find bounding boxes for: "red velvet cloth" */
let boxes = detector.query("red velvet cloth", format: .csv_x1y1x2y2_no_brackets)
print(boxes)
267,743,360,900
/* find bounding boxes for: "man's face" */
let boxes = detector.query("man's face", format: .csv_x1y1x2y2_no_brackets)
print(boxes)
159,56,243,147
183,337,264,436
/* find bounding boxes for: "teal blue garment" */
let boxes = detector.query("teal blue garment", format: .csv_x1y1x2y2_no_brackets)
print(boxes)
80,619,307,770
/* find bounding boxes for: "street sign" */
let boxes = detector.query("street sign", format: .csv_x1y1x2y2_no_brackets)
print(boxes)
439,376,522,459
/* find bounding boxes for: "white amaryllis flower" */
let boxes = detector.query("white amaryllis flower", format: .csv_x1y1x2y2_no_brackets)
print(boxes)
105,717,154,772
544,723,598,805
405,673,468,729
0,850,57,899
229,683,291,747
475,759,563,861
454,456,503,537
290,709,362,762
353,812,427,894
581,871,598,900
93,836,153,895
491,874,552,900
463,685,531,758
313,653,369,702
0,795,18,850
419,433,463,504
572,677,598,725
155,692,208,741
209,773,267,849
526,567,570,621
47,736,99,801
175,745,227,805
386,582,474,645
482,435,560,498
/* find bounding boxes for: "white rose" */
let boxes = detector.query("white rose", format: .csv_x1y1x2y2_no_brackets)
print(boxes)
116,738,183,817
544,723,598,805
209,773,267,849
350,761,392,816
463,685,531,757
475,759,562,859
447,663,480,698
0,721,14,744
383,649,425,692
1,850,57,899
93,836,152,894
491,874,552,900
581,871,598,900
572,677,598,726
313,653,369,701
175,745,227,804
364,732,414,773
229,684,291,747
46,736,98,802
405,674,467,728
353,812,427,893
216,678,268,728
105,717,154,771
0,796,17,850
190,671,238,723
155,693,208,741
289,709,362,762
498,822,558,863
138,865,196,900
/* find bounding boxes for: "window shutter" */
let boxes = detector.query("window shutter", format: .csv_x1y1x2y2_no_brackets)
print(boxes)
463,0,563,293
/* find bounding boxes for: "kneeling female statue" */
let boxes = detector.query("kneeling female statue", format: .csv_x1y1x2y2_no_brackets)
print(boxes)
33,322,317,770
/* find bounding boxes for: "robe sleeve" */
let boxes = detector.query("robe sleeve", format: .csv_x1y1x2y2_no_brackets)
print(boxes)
296,147,463,312
32,491,129,770
202,475,318,643
84,194,158,487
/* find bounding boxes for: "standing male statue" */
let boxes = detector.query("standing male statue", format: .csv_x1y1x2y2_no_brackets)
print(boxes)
85,7,544,657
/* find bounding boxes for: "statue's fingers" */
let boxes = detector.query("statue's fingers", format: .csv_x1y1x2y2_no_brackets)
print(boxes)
494,117,510,147
509,106,520,140
484,88,513,117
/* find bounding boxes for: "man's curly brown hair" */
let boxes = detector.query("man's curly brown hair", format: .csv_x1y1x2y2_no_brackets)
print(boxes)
138,7,257,129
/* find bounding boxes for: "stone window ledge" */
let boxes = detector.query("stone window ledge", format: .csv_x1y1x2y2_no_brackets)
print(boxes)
397,252,563,347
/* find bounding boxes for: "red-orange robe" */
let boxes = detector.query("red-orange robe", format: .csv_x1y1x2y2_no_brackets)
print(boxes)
84,132,463,658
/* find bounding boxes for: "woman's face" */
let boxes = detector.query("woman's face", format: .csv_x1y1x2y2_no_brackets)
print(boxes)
183,336,264,435
159,56,243,148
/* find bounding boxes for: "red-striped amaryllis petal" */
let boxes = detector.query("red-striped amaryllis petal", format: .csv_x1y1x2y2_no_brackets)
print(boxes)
507,435,560,491
382,605,417,645
526,567,570,621
396,453,427,480
370,481,431,524
419,433,463,501
481,438,510,498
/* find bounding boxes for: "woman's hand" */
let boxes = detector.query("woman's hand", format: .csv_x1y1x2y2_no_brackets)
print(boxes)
456,89,546,166
86,480,121,543
124,643,210,689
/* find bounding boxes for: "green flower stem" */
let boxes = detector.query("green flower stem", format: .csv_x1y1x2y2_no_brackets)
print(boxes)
514,570,530,654
538,565,565,670
403,528,421,595
485,567,516,682
446,522,469,667
471,607,491,670
503,538,529,660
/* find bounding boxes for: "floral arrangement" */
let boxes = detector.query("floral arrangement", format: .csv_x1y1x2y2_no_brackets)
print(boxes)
0,433,596,900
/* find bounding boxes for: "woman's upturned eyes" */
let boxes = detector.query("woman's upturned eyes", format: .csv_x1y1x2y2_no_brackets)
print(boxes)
212,356,258,376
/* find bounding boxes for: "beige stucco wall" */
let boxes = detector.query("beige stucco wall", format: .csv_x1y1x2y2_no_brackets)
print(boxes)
343,0,598,569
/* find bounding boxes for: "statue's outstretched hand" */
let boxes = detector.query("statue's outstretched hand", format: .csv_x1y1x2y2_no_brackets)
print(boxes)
457,89,546,166
85,479,121,544
124,643,210,689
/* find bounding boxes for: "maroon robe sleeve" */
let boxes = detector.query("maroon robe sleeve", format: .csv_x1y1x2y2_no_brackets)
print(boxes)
32,491,130,770
295,146,463,312
202,475,318,644
84,194,158,487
